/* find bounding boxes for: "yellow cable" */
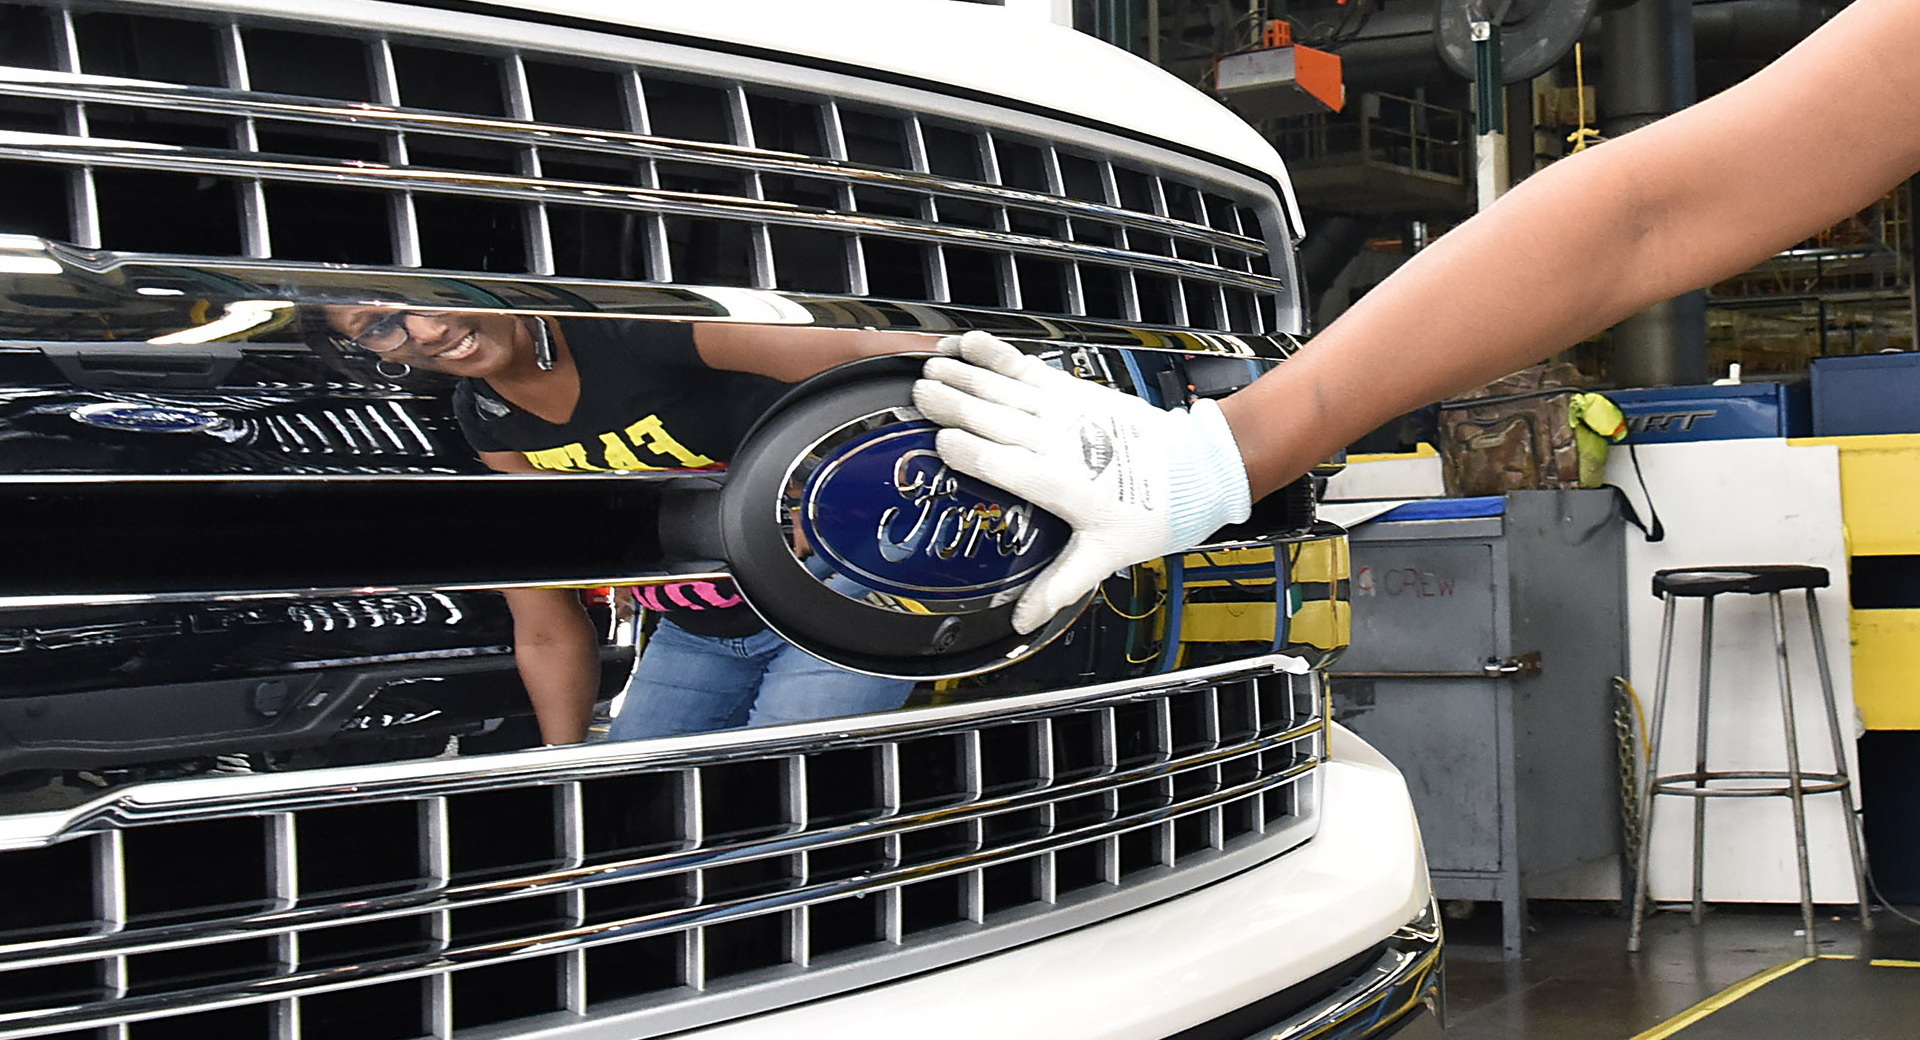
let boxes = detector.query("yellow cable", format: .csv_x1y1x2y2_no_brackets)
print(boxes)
1568,43,1601,152
1099,584,1165,620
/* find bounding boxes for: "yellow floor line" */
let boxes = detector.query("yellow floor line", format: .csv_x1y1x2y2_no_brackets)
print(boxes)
1628,958,1816,1040
1868,958,1920,969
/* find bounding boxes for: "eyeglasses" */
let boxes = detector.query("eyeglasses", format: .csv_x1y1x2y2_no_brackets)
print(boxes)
336,310,445,354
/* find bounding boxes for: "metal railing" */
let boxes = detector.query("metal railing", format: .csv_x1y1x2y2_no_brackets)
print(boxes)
1270,92,1467,184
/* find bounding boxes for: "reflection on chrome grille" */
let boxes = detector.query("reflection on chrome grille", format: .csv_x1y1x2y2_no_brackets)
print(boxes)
0,662,1323,1039
0,2,1294,334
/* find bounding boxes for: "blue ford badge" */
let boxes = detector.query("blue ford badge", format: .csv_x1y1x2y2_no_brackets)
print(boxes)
70,402,225,434
801,421,1069,601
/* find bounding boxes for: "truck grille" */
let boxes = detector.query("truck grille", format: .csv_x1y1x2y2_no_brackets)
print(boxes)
0,661,1323,1039
0,1,1296,335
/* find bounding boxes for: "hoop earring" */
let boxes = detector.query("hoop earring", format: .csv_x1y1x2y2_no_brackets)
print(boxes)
375,359,412,380
531,317,555,372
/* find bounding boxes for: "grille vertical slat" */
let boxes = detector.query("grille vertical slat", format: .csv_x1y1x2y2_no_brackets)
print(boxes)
1096,708,1123,879
1149,178,1195,329
792,759,814,972
684,923,706,994
1202,687,1227,851
878,739,906,946
1099,161,1144,324
1153,695,1177,868
219,23,271,260
420,797,452,1040
684,767,709,993
94,830,128,1031
367,38,421,270
49,9,101,251
722,83,775,293
266,812,296,1040
974,132,1007,310
503,54,555,278
614,68,671,285
557,782,587,1015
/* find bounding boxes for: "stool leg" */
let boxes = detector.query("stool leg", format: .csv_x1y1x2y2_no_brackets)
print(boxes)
1804,589,1874,931
1629,593,1680,953
1769,591,1818,957
1690,595,1716,925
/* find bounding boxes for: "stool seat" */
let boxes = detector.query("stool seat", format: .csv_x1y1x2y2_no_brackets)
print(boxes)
1650,769,1851,799
1651,564,1829,598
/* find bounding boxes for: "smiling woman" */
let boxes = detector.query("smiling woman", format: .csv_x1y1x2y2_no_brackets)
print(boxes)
306,304,926,745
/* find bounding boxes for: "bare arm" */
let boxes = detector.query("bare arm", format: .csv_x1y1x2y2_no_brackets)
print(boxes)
693,323,938,382
501,586,602,745
1221,0,1920,496
475,451,600,743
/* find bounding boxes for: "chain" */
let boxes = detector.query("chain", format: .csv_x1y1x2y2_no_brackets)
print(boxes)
1613,677,1645,884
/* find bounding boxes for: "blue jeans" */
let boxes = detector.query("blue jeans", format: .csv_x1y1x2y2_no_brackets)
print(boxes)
609,619,914,740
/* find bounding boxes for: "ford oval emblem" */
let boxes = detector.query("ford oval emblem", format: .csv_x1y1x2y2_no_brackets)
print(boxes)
800,421,1070,601
70,402,224,434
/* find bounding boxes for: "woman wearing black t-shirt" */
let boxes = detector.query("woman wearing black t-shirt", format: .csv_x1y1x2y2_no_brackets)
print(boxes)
317,305,919,744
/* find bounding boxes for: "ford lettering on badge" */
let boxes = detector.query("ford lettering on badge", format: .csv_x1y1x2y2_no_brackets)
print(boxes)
801,422,1069,601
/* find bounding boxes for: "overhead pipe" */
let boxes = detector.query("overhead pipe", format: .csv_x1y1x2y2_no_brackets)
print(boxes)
1689,0,1838,60
1327,0,1832,96
1601,0,1706,387
1304,0,1829,386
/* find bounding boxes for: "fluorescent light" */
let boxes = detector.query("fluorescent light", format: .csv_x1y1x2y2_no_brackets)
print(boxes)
0,255,60,275
690,286,815,324
149,299,291,345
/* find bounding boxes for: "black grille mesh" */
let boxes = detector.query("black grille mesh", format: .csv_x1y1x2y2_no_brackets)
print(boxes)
0,669,1323,1039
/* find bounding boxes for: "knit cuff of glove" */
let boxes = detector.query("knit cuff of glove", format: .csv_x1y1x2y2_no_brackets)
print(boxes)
1166,397,1254,548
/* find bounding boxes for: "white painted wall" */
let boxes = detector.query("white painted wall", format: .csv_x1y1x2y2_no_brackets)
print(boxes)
999,0,1074,26
1606,438,1864,905
1322,453,1445,501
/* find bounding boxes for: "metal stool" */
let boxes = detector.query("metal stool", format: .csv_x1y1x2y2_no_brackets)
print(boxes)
1626,565,1872,956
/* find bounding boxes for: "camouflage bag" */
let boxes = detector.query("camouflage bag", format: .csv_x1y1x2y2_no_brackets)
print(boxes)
1436,362,1587,496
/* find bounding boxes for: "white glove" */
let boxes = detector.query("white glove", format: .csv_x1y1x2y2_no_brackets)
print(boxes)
912,331,1253,634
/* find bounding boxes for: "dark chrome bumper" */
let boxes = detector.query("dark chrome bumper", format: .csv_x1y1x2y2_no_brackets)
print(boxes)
1188,898,1444,1040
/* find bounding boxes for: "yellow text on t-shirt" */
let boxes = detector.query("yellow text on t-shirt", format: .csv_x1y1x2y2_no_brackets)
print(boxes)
523,415,719,472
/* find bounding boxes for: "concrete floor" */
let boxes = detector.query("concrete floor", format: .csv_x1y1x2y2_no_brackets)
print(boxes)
1438,900,1920,1040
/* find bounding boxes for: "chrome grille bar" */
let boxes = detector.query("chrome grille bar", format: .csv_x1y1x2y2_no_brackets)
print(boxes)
0,760,1315,1036
0,75,1267,254
0,661,1322,1039
0,0,1296,334
0,136,1284,294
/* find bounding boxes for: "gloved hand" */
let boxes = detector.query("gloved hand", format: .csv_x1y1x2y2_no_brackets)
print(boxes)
912,331,1253,634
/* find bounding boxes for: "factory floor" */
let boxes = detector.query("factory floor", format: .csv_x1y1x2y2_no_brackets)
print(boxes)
1439,899,1920,1039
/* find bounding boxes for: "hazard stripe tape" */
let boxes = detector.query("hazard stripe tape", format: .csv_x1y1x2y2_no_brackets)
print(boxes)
1627,957,1816,1040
